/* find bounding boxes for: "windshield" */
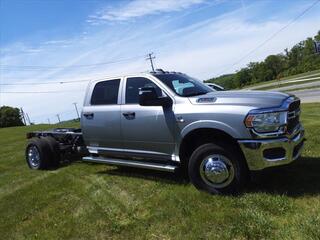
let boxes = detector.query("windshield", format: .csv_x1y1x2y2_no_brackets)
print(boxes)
154,73,213,97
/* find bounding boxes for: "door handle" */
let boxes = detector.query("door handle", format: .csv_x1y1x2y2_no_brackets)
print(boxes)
122,112,135,119
83,112,94,119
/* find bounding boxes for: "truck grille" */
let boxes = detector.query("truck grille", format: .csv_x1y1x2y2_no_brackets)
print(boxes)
287,99,300,134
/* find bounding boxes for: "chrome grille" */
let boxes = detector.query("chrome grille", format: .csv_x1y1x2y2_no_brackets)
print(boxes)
287,99,300,134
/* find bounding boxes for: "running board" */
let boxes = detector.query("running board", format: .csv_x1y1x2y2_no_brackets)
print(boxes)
82,156,177,172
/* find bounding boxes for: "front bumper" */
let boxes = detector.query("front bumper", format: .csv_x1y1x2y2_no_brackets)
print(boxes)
238,126,305,171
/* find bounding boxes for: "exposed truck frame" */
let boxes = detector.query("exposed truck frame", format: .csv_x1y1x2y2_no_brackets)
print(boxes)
26,128,179,172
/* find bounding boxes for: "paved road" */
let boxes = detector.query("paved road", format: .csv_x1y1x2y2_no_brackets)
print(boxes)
246,75,320,90
268,80,320,92
287,88,320,103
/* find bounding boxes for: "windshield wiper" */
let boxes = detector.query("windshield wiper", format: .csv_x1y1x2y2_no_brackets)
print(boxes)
184,91,208,97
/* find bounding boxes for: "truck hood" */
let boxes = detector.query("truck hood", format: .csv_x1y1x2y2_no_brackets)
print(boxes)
188,90,291,108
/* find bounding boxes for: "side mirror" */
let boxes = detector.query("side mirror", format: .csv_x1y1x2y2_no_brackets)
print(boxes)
139,87,172,107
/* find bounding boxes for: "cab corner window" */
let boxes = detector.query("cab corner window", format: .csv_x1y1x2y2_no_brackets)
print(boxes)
91,79,120,105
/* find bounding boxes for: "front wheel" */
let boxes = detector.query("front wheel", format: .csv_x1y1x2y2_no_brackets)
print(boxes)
188,143,248,194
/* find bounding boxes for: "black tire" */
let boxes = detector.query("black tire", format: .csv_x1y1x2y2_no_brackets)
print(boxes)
25,138,52,170
188,143,248,194
42,136,61,168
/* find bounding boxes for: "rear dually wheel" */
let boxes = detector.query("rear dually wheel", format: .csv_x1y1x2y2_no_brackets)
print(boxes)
26,137,59,170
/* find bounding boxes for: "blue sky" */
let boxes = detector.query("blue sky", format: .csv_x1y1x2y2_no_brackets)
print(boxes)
0,0,320,123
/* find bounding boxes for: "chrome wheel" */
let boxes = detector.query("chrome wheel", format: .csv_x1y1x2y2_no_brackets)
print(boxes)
199,154,235,188
28,145,40,168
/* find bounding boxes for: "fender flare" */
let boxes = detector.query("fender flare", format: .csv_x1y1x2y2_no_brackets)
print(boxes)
180,120,241,139
176,120,242,162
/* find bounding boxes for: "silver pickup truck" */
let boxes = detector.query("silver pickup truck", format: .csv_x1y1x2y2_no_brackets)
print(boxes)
25,69,305,194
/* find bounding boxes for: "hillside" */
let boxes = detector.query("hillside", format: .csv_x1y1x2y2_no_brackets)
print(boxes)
206,30,320,89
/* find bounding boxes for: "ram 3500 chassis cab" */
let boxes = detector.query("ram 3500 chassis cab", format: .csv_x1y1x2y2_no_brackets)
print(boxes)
26,70,305,194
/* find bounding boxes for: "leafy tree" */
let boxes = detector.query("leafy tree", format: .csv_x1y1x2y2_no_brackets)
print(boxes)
264,54,286,79
236,68,252,87
206,30,320,89
0,106,25,128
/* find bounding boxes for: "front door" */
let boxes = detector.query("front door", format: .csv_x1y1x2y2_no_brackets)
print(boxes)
120,77,175,161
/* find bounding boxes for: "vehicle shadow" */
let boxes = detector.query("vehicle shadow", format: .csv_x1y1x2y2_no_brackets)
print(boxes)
248,156,320,197
97,166,189,185
95,156,320,196
48,155,82,170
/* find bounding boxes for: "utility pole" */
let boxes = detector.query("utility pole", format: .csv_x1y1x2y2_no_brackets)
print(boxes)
73,102,80,120
26,113,31,125
20,107,27,126
56,114,61,123
277,74,281,88
315,41,320,54
146,52,155,72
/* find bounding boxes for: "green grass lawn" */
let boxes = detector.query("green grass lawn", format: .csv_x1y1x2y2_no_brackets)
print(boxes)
1,103,320,239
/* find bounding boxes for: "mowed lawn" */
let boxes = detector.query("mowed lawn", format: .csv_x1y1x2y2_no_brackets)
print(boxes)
1,103,320,239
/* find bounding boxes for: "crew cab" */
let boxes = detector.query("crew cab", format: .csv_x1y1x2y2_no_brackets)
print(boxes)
26,69,305,194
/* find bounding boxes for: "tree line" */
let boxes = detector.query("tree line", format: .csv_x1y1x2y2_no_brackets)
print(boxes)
205,30,320,89
0,106,25,128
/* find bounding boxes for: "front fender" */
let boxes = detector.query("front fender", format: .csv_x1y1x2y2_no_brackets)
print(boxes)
180,120,241,139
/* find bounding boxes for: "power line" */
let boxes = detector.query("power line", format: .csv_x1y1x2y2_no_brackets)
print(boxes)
33,109,76,119
0,63,150,86
1,90,85,94
0,79,90,86
216,0,320,76
0,72,130,86
0,78,94,86
0,72,127,85
0,54,146,70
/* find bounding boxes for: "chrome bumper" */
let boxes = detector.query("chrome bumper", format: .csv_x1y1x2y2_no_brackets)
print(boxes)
238,126,305,171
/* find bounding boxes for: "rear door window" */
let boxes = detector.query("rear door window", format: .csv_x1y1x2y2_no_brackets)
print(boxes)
91,79,120,105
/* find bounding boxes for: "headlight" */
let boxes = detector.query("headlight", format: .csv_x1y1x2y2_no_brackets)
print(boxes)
245,111,287,133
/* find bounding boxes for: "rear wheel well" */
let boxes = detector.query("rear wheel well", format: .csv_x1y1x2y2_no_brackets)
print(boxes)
179,128,245,169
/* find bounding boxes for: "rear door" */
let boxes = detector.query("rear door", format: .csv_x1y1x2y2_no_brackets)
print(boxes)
81,78,122,152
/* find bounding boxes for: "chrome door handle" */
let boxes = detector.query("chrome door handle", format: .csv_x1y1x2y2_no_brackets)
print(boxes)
83,112,94,119
122,112,135,119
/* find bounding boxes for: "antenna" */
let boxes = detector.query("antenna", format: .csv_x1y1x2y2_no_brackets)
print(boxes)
146,53,156,72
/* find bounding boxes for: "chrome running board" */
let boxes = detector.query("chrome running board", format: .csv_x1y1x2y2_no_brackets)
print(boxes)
82,156,177,172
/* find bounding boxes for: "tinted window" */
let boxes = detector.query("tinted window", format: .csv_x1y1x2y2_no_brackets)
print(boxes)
91,79,120,105
125,77,162,104
154,73,212,97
